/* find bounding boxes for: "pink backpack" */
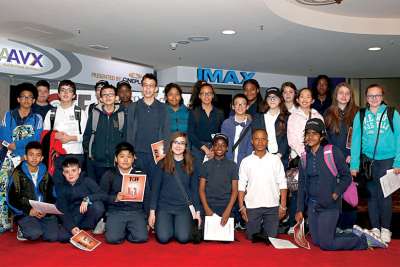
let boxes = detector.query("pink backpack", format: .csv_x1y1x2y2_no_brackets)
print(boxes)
301,144,358,207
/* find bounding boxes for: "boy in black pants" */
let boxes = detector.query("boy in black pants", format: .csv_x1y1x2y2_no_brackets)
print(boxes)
199,133,238,226
56,157,105,242
7,141,58,241
100,142,149,244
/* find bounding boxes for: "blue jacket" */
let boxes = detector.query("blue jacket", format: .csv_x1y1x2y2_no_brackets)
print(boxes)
350,104,400,170
1,109,42,157
252,112,290,169
297,145,351,213
167,104,189,133
326,119,351,158
221,115,253,166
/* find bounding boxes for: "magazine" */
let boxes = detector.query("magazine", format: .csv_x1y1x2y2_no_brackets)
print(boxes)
293,219,310,249
120,174,147,202
70,230,101,251
151,140,165,164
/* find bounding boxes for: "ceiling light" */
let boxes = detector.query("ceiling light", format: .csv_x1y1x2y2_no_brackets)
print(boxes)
177,40,190,45
368,47,382,51
222,30,236,35
187,36,209,42
88,44,109,50
295,0,343,5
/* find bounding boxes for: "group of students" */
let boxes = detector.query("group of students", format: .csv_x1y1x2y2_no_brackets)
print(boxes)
0,74,399,251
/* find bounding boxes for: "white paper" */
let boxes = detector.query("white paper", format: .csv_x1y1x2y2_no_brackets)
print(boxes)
29,200,63,215
204,214,234,242
268,237,298,249
380,171,400,198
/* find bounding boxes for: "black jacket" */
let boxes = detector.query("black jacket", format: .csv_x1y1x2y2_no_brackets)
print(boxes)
7,162,54,217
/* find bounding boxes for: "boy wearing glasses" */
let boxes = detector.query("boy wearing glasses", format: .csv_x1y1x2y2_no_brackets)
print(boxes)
126,73,170,207
83,85,126,183
43,80,87,186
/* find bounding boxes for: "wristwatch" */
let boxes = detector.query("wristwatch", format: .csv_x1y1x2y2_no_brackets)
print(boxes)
83,196,92,205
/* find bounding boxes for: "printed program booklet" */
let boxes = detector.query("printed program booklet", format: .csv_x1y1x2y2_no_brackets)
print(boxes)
293,219,310,249
151,140,165,164
70,230,101,251
120,174,147,202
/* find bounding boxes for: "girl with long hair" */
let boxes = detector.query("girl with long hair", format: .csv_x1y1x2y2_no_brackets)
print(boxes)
149,132,201,243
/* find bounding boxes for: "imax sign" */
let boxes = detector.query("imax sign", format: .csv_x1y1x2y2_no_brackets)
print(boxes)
197,67,255,85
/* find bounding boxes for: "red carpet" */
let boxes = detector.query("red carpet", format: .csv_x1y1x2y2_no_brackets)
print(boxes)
0,231,399,267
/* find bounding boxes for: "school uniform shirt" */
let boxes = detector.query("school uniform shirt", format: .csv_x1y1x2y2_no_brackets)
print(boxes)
350,103,400,171
32,103,52,121
167,104,189,133
200,157,238,208
239,152,286,209
43,104,87,154
326,109,352,158
264,111,279,154
1,109,43,157
312,96,332,116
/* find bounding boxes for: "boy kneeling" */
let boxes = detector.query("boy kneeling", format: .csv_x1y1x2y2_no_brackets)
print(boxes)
57,157,105,242
238,129,287,239
8,141,58,241
100,142,149,244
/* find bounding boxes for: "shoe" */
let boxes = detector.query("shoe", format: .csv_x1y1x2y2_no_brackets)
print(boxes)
92,218,105,235
381,228,392,244
16,226,27,241
287,226,294,235
336,227,344,234
352,225,364,237
370,228,380,238
235,222,246,231
363,231,388,249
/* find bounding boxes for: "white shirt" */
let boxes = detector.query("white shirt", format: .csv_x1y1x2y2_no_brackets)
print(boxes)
239,152,287,209
30,171,38,187
264,111,279,154
233,118,246,163
43,104,87,154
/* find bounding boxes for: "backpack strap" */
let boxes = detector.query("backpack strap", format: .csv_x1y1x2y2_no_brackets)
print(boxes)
88,109,100,159
49,107,57,130
74,106,82,134
323,144,338,177
117,110,124,131
387,106,394,132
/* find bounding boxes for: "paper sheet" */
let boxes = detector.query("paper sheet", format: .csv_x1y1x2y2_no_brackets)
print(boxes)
204,214,234,242
380,170,400,198
29,200,63,215
268,237,298,249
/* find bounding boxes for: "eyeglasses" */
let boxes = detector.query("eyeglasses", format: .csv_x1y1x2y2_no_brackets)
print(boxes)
173,140,186,146
59,88,74,94
19,95,34,100
200,92,213,97
366,94,383,99
267,95,279,101
101,93,115,98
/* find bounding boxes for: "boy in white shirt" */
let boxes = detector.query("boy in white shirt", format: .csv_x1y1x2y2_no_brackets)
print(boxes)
43,80,87,186
238,129,287,239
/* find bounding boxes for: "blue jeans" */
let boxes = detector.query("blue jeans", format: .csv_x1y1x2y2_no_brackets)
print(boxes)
367,158,394,230
155,208,192,244
105,210,148,244
308,201,367,250
18,215,59,242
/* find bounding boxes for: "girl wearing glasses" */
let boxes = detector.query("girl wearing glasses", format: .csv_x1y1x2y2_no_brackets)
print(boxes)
149,132,201,243
350,84,400,244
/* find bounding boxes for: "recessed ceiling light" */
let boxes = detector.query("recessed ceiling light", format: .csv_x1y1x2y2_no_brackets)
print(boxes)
368,47,382,51
177,40,190,45
222,30,236,35
187,36,209,42
88,44,109,50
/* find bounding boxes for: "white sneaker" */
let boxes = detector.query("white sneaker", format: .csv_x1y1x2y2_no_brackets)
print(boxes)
381,228,392,243
287,226,294,235
370,228,380,238
92,218,105,235
16,226,27,241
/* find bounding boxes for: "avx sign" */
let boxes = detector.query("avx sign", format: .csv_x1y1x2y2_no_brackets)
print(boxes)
0,47,44,67
197,67,255,85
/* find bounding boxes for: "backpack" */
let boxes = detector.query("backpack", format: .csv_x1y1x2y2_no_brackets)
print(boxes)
88,108,125,159
300,144,358,207
359,106,394,134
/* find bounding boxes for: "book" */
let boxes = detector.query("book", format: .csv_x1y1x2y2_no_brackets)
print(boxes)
70,230,101,251
120,174,147,202
293,219,310,249
151,140,165,164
